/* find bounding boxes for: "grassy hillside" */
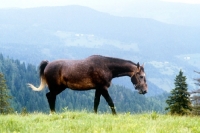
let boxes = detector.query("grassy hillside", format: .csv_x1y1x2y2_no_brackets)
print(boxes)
1,111,200,133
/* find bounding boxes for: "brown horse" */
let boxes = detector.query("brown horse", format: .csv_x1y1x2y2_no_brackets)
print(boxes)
28,55,147,114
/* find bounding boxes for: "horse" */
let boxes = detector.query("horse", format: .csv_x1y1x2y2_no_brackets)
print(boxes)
28,55,147,115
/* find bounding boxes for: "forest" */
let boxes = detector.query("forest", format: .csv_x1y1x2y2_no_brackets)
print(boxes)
0,53,168,113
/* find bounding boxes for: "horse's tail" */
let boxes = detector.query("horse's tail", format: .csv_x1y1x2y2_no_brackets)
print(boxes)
27,60,49,91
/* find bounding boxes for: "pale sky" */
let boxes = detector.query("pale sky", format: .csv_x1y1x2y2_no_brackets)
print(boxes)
1,0,200,9
162,0,200,4
1,0,200,26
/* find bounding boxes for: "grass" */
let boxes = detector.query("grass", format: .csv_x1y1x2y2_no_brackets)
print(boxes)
1,111,200,133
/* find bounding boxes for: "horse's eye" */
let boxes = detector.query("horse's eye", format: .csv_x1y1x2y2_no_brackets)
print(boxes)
140,76,144,79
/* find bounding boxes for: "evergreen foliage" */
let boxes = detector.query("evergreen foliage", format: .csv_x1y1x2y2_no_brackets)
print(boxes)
165,70,192,115
0,53,167,113
0,72,13,114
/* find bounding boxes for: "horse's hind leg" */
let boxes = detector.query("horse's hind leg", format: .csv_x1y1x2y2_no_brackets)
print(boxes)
101,89,116,115
46,92,56,113
46,87,66,113
94,89,101,113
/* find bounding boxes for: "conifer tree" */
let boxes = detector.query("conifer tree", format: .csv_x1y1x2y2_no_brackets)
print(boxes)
0,73,13,114
165,70,192,115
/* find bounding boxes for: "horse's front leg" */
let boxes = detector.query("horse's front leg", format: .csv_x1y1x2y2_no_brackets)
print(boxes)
101,89,116,115
94,89,101,113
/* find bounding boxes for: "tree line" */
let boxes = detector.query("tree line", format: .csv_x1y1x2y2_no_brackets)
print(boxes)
0,53,168,114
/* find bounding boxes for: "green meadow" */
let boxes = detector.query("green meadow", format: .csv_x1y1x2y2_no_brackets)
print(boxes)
1,111,200,133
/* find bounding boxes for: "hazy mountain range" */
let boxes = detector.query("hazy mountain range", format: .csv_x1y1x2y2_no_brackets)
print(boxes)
0,5,199,95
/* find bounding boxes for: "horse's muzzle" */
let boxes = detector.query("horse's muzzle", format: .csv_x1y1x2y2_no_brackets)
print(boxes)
142,90,147,95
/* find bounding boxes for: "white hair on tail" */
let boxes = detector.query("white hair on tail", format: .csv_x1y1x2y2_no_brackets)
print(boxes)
27,78,46,91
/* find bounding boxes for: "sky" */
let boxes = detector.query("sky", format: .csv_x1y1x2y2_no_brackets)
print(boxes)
1,0,200,10
1,0,200,26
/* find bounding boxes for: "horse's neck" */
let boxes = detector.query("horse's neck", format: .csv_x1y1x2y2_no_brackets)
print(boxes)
107,59,136,78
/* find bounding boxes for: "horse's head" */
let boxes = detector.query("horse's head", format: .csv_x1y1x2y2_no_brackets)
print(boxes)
131,63,147,94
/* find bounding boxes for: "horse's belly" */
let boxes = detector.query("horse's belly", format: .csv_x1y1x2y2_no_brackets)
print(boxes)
66,79,95,90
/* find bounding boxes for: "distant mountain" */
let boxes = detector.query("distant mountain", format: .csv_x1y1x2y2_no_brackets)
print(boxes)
0,5,199,93
1,6,199,55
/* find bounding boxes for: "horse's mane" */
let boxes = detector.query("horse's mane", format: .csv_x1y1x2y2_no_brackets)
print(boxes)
89,55,137,66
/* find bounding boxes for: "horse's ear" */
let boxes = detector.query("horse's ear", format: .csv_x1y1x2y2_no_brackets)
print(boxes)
142,63,144,67
137,62,140,69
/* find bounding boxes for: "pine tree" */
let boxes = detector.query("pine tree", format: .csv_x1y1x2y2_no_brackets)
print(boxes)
165,70,192,115
0,73,13,114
